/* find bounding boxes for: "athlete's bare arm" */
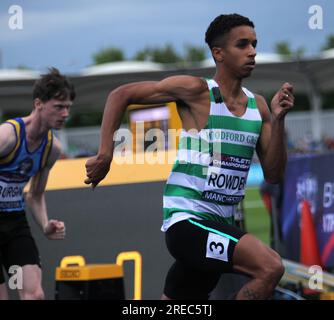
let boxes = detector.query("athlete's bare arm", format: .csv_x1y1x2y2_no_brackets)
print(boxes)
85,76,209,187
256,82,294,183
26,137,65,240
0,123,17,158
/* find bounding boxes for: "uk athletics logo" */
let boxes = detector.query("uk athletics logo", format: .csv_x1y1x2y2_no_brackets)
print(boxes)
296,172,318,216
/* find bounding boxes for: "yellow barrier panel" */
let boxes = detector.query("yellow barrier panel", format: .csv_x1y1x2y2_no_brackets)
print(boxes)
320,292,334,300
116,251,142,300
55,255,125,299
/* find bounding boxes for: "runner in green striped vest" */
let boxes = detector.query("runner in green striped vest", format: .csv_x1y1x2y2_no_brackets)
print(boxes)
162,78,262,230
86,13,295,300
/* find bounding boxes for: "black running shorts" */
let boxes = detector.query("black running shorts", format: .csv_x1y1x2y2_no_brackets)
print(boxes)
163,218,246,300
0,212,41,284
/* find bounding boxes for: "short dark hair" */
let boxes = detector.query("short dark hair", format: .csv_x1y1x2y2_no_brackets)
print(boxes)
205,14,255,49
33,67,76,102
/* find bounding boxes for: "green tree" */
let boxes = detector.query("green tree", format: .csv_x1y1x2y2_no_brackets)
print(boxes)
16,65,31,70
92,47,124,64
294,47,305,59
184,45,207,63
133,47,153,61
321,35,334,51
151,44,181,63
274,41,304,59
275,41,292,56
133,44,181,63
134,44,207,65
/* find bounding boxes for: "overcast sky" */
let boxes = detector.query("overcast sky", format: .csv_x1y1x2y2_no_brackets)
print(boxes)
1,0,333,74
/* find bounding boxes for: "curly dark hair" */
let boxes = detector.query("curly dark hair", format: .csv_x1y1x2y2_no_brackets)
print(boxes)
205,14,255,49
33,67,76,102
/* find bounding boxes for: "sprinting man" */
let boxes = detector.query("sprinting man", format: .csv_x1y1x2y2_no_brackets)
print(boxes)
85,14,294,299
0,68,75,299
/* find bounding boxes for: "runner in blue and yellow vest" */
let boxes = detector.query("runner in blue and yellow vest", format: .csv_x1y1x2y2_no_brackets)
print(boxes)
85,14,295,300
0,68,75,300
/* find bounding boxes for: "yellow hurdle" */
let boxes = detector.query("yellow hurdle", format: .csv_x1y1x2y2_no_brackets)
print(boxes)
55,252,142,300
116,251,142,300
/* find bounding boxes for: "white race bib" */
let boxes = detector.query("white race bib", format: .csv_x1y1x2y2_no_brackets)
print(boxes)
206,232,230,262
202,154,250,205
0,180,26,211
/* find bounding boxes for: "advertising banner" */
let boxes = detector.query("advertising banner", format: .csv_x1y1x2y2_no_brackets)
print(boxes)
281,153,334,268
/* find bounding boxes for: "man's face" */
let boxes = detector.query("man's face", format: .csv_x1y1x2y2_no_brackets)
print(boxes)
37,98,72,130
214,26,257,78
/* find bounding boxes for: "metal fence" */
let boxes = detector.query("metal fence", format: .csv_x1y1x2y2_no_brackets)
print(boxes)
286,111,334,141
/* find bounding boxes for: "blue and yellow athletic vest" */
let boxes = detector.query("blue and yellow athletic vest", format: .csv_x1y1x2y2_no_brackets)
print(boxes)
0,118,53,212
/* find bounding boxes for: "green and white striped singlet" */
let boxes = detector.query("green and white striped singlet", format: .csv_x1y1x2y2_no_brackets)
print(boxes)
162,78,263,231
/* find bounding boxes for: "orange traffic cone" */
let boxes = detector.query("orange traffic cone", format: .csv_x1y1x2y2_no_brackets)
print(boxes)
300,200,322,267
261,193,272,215
300,200,323,297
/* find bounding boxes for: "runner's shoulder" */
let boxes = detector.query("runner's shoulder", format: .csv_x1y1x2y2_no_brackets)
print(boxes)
0,122,18,157
0,121,17,134
159,75,208,96
254,93,271,120
254,93,267,106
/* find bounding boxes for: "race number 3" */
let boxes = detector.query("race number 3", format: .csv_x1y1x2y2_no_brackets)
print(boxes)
206,232,230,262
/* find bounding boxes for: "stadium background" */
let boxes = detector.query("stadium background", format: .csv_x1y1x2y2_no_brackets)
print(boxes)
1,1,334,299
